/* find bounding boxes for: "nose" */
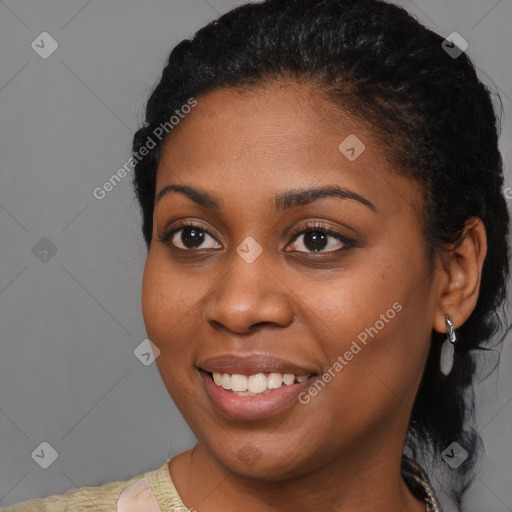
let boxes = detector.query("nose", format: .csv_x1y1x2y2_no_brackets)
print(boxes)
203,249,294,334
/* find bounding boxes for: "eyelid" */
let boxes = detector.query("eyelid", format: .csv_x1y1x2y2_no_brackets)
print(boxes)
287,220,354,245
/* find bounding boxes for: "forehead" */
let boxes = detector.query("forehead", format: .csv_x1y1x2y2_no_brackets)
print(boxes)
155,82,423,220
161,82,364,162
162,82,378,171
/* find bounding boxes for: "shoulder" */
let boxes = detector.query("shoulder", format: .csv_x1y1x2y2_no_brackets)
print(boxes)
1,459,183,512
2,478,128,512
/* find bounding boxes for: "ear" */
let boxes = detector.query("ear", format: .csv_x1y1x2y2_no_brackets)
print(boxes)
433,217,487,334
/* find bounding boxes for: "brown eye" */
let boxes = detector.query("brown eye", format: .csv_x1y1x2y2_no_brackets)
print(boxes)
158,224,221,251
286,222,355,254
289,230,345,253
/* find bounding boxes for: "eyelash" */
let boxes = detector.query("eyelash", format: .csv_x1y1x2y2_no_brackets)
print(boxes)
157,220,355,254
287,221,355,252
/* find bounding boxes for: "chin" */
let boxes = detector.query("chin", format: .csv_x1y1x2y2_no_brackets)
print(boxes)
203,438,318,481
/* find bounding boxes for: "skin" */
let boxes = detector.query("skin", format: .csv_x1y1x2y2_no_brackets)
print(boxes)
141,82,487,512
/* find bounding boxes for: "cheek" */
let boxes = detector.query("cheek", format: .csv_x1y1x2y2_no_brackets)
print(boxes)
299,263,398,351
140,251,211,349
303,247,431,397
141,257,166,337
141,256,202,404
140,252,186,342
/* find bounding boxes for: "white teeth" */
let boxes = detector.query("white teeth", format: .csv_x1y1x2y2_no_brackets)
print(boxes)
282,373,295,385
210,371,310,394
231,374,248,392
267,373,283,389
248,374,268,393
221,373,231,390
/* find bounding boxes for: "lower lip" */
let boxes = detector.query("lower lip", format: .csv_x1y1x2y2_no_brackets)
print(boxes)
200,370,316,421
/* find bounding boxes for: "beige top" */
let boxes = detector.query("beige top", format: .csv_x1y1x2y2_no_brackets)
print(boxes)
2,456,443,511
1,459,188,512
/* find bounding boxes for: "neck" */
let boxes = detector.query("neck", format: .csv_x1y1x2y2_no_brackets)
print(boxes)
169,440,427,512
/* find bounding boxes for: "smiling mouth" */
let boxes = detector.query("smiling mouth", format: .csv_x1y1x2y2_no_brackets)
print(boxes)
202,370,316,396
198,367,319,420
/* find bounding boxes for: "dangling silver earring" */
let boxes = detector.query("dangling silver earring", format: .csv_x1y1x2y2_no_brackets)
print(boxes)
440,315,456,376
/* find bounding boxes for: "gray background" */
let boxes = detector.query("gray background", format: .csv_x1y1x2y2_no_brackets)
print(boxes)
0,0,510,510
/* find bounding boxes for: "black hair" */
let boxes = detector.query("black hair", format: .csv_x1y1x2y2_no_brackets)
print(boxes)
132,0,510,508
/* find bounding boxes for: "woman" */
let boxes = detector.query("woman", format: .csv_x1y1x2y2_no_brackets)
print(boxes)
4,0,509,511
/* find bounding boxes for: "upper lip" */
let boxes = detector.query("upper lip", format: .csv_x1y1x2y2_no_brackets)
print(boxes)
197,354,317,376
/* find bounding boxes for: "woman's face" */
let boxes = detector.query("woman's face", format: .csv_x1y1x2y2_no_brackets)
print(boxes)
141,82,442,479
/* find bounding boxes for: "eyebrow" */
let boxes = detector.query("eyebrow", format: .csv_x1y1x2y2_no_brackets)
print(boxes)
155,184,377,212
